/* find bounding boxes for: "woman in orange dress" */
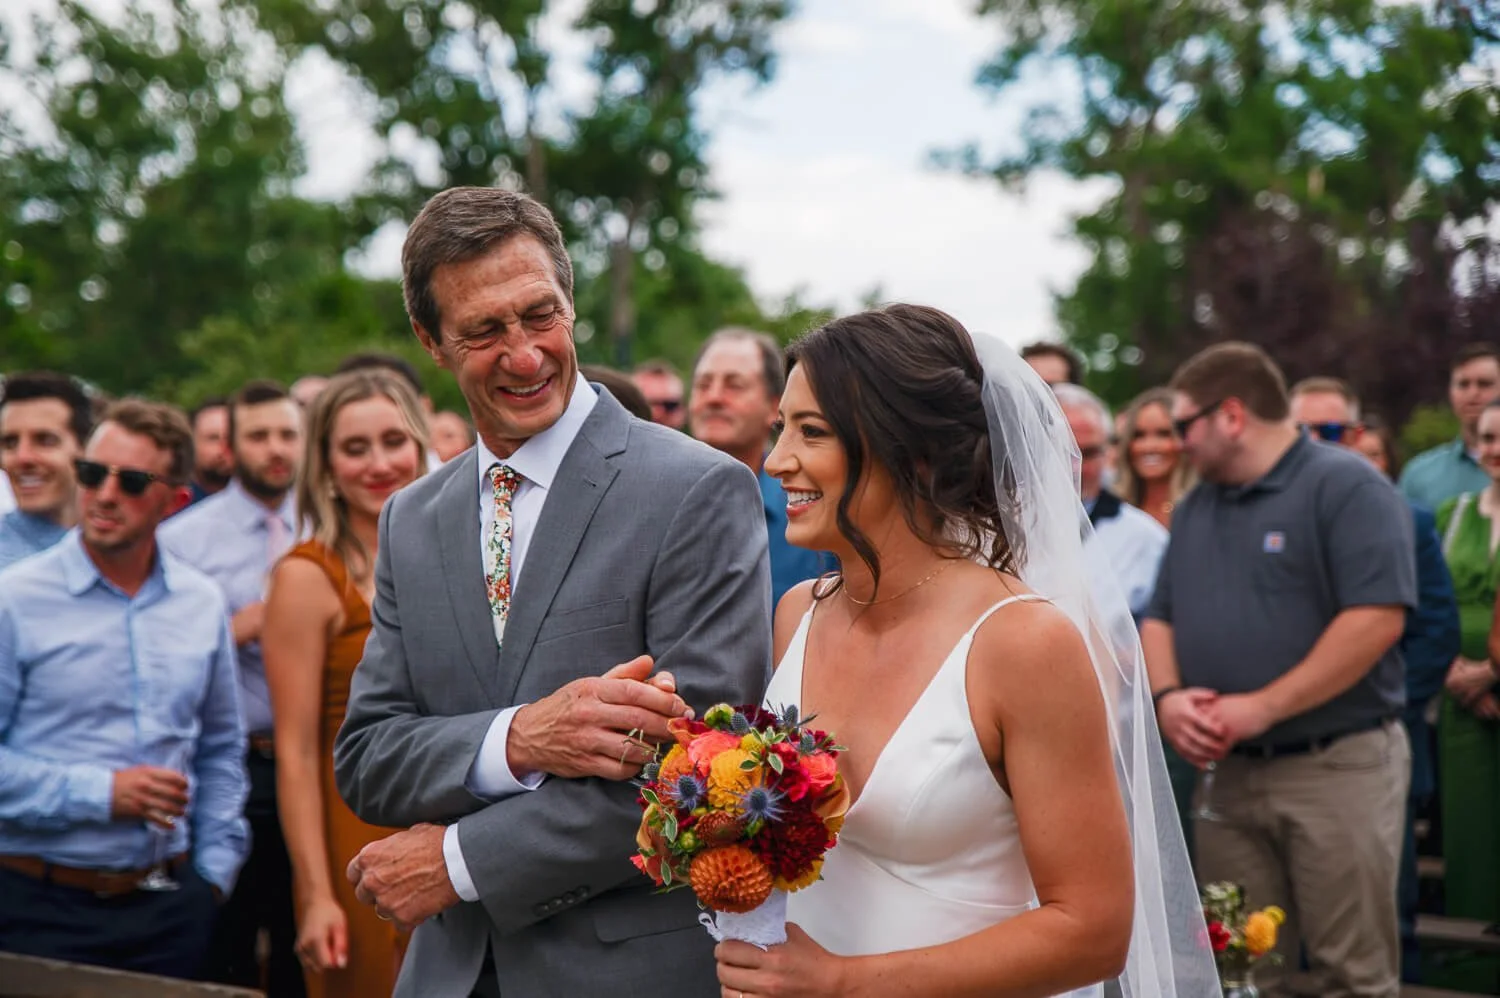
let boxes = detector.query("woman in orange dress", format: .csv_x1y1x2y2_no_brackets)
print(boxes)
263,370,430,996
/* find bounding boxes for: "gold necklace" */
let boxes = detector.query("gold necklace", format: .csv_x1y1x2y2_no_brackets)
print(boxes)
842,560,955,607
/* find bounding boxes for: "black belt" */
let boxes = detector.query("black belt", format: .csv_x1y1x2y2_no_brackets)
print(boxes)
1230,716,1395,761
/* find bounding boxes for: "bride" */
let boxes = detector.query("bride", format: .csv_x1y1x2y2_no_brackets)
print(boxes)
714,305,1218,997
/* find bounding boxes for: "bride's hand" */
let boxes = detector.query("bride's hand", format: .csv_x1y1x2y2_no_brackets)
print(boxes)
715,923,851,997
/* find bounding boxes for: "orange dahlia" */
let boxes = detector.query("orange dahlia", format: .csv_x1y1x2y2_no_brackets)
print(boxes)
689,845,774,913
695,811,747,845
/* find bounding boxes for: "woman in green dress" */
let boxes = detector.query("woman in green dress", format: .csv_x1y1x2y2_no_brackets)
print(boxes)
1436,401,1500,993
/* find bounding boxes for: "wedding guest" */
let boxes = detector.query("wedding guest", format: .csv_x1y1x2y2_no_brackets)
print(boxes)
161,379,305,997
1115,387,1197,529
691,328,833,606
1356,415,1401,479
0,371,92,570
1432,400,1500,994
1401,344,1500,510
335,353,441,474
581,365,653,422
428,410,476,462
1054,383,1167,621
1020,340,1083,386
0,399,248,979
290,376,330,412
1145,342,1414,997
631,359,686,429
188,396,234,504
264,371,428,997
1290,376,1461,984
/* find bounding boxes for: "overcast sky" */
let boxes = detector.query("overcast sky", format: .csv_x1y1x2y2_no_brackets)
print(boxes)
8,0,1113,347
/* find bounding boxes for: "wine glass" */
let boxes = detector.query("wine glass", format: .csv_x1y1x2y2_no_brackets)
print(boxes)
138,740,192,892
1194,761,1225,822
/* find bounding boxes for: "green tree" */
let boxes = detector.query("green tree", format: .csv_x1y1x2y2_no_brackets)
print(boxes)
246,0,793,365
951,0,1500,422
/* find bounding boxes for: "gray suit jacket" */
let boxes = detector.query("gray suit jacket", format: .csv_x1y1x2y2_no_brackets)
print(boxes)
334,389,772,998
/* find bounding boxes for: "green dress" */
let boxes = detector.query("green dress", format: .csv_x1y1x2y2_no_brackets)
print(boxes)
1435,493,1500,992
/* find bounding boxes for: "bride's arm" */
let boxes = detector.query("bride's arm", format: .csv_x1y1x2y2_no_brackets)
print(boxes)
717,601,1134,998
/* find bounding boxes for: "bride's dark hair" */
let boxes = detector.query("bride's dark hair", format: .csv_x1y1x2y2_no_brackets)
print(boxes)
787,303,1018,599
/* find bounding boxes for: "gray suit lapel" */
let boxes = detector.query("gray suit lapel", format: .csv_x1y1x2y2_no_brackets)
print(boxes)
500,389,631,702
436,450,505,704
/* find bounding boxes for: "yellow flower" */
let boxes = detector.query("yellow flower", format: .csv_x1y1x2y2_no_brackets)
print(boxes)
1263,905,1287,926
739,733,762,751
773,858,824,892
708,749,760,809
1244,912,1278,956
658,745,692,788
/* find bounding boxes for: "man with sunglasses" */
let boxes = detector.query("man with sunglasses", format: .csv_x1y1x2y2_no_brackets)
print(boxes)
0,372,94,571
1290,376,1461,984
0,399,248,979
631,358,687,430
1143,342,1416,998
159,378,304,996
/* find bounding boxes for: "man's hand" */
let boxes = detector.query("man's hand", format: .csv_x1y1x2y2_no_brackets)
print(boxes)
111,765,189,828
1472,692,1500,722
1209,692,1277,747
507,655,693,781
231,600,266,646
1157,688,1228,767
346,823,459,930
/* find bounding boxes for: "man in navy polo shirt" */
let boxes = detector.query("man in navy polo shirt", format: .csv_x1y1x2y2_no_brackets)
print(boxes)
1144,342,1415,998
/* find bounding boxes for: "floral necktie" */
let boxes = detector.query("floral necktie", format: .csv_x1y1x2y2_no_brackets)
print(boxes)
485,464,524,643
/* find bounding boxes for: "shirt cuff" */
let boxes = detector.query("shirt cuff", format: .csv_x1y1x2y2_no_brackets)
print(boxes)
71,762,116,825
443,823,479,903
466,705,547,799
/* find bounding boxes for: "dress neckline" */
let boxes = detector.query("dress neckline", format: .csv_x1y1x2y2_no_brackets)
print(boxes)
787,592,1047,815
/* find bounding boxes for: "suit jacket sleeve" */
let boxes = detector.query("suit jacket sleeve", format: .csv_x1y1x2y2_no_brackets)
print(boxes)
334,491,503,826
457,458,773,936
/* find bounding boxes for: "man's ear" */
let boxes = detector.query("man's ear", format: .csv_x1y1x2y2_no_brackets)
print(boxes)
413,322,448,371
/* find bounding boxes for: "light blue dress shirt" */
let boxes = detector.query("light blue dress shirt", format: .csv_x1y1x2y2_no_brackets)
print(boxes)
158,479,296,735
1399,437,1491,512
0,509,69,571
1085,493,1169,623
0,532,250,892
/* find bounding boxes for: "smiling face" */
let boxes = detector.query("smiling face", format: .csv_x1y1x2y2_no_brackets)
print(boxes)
78,422,183,555
1477,407,1500,484
763,364,895,557
328,395,423,522
414,235,578,459
690,338,779,465
1127,401,1181,485
0,397,82,522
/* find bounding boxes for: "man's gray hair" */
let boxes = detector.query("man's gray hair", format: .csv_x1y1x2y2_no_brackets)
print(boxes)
1052,382,1112,436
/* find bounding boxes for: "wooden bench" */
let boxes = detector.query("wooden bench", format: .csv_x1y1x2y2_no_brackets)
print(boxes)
0,952,262,998
1414,914,1500,955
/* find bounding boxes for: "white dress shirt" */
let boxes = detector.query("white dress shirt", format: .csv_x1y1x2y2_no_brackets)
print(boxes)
443,374,598,901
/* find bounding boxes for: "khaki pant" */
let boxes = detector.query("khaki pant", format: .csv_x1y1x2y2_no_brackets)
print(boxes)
1195,721,1410,998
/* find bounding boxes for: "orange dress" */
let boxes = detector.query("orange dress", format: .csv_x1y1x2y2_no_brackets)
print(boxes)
283,540,406,998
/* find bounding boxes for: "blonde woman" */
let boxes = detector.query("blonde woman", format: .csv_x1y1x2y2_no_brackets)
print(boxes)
263,370,428,996
1114,387,1197,529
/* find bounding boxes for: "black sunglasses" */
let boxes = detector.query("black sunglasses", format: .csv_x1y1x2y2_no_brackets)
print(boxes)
652,399,683,414
1300,421,1358,444
75,459,163,497
1172,399,1224,439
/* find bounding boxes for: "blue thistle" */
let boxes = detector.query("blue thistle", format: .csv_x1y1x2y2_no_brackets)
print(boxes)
730,711,752,735
782,704,799,728
738,785,785,825
668,773,707,811
798,731,816,755
641,761,661,782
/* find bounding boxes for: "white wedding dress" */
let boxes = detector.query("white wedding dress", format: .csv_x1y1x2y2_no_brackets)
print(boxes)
763,594,1103,998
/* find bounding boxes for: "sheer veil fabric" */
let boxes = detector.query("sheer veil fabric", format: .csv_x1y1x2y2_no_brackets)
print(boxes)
971,332,1220,997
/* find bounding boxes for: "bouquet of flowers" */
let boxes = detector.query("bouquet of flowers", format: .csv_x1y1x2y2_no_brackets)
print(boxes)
632,703,849,946
1201,881,1285,988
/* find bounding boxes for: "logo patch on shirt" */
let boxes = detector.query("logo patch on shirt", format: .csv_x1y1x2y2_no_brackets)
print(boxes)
1262,531,1286,554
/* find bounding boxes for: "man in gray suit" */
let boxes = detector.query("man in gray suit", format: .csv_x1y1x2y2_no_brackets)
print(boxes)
333,187,772,998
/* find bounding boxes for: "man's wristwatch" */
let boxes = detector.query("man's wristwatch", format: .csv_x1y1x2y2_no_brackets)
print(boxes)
1151,686,1183,710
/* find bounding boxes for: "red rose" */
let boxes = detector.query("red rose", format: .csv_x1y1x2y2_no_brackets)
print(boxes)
1207,921,1231,953
769,744,811,801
